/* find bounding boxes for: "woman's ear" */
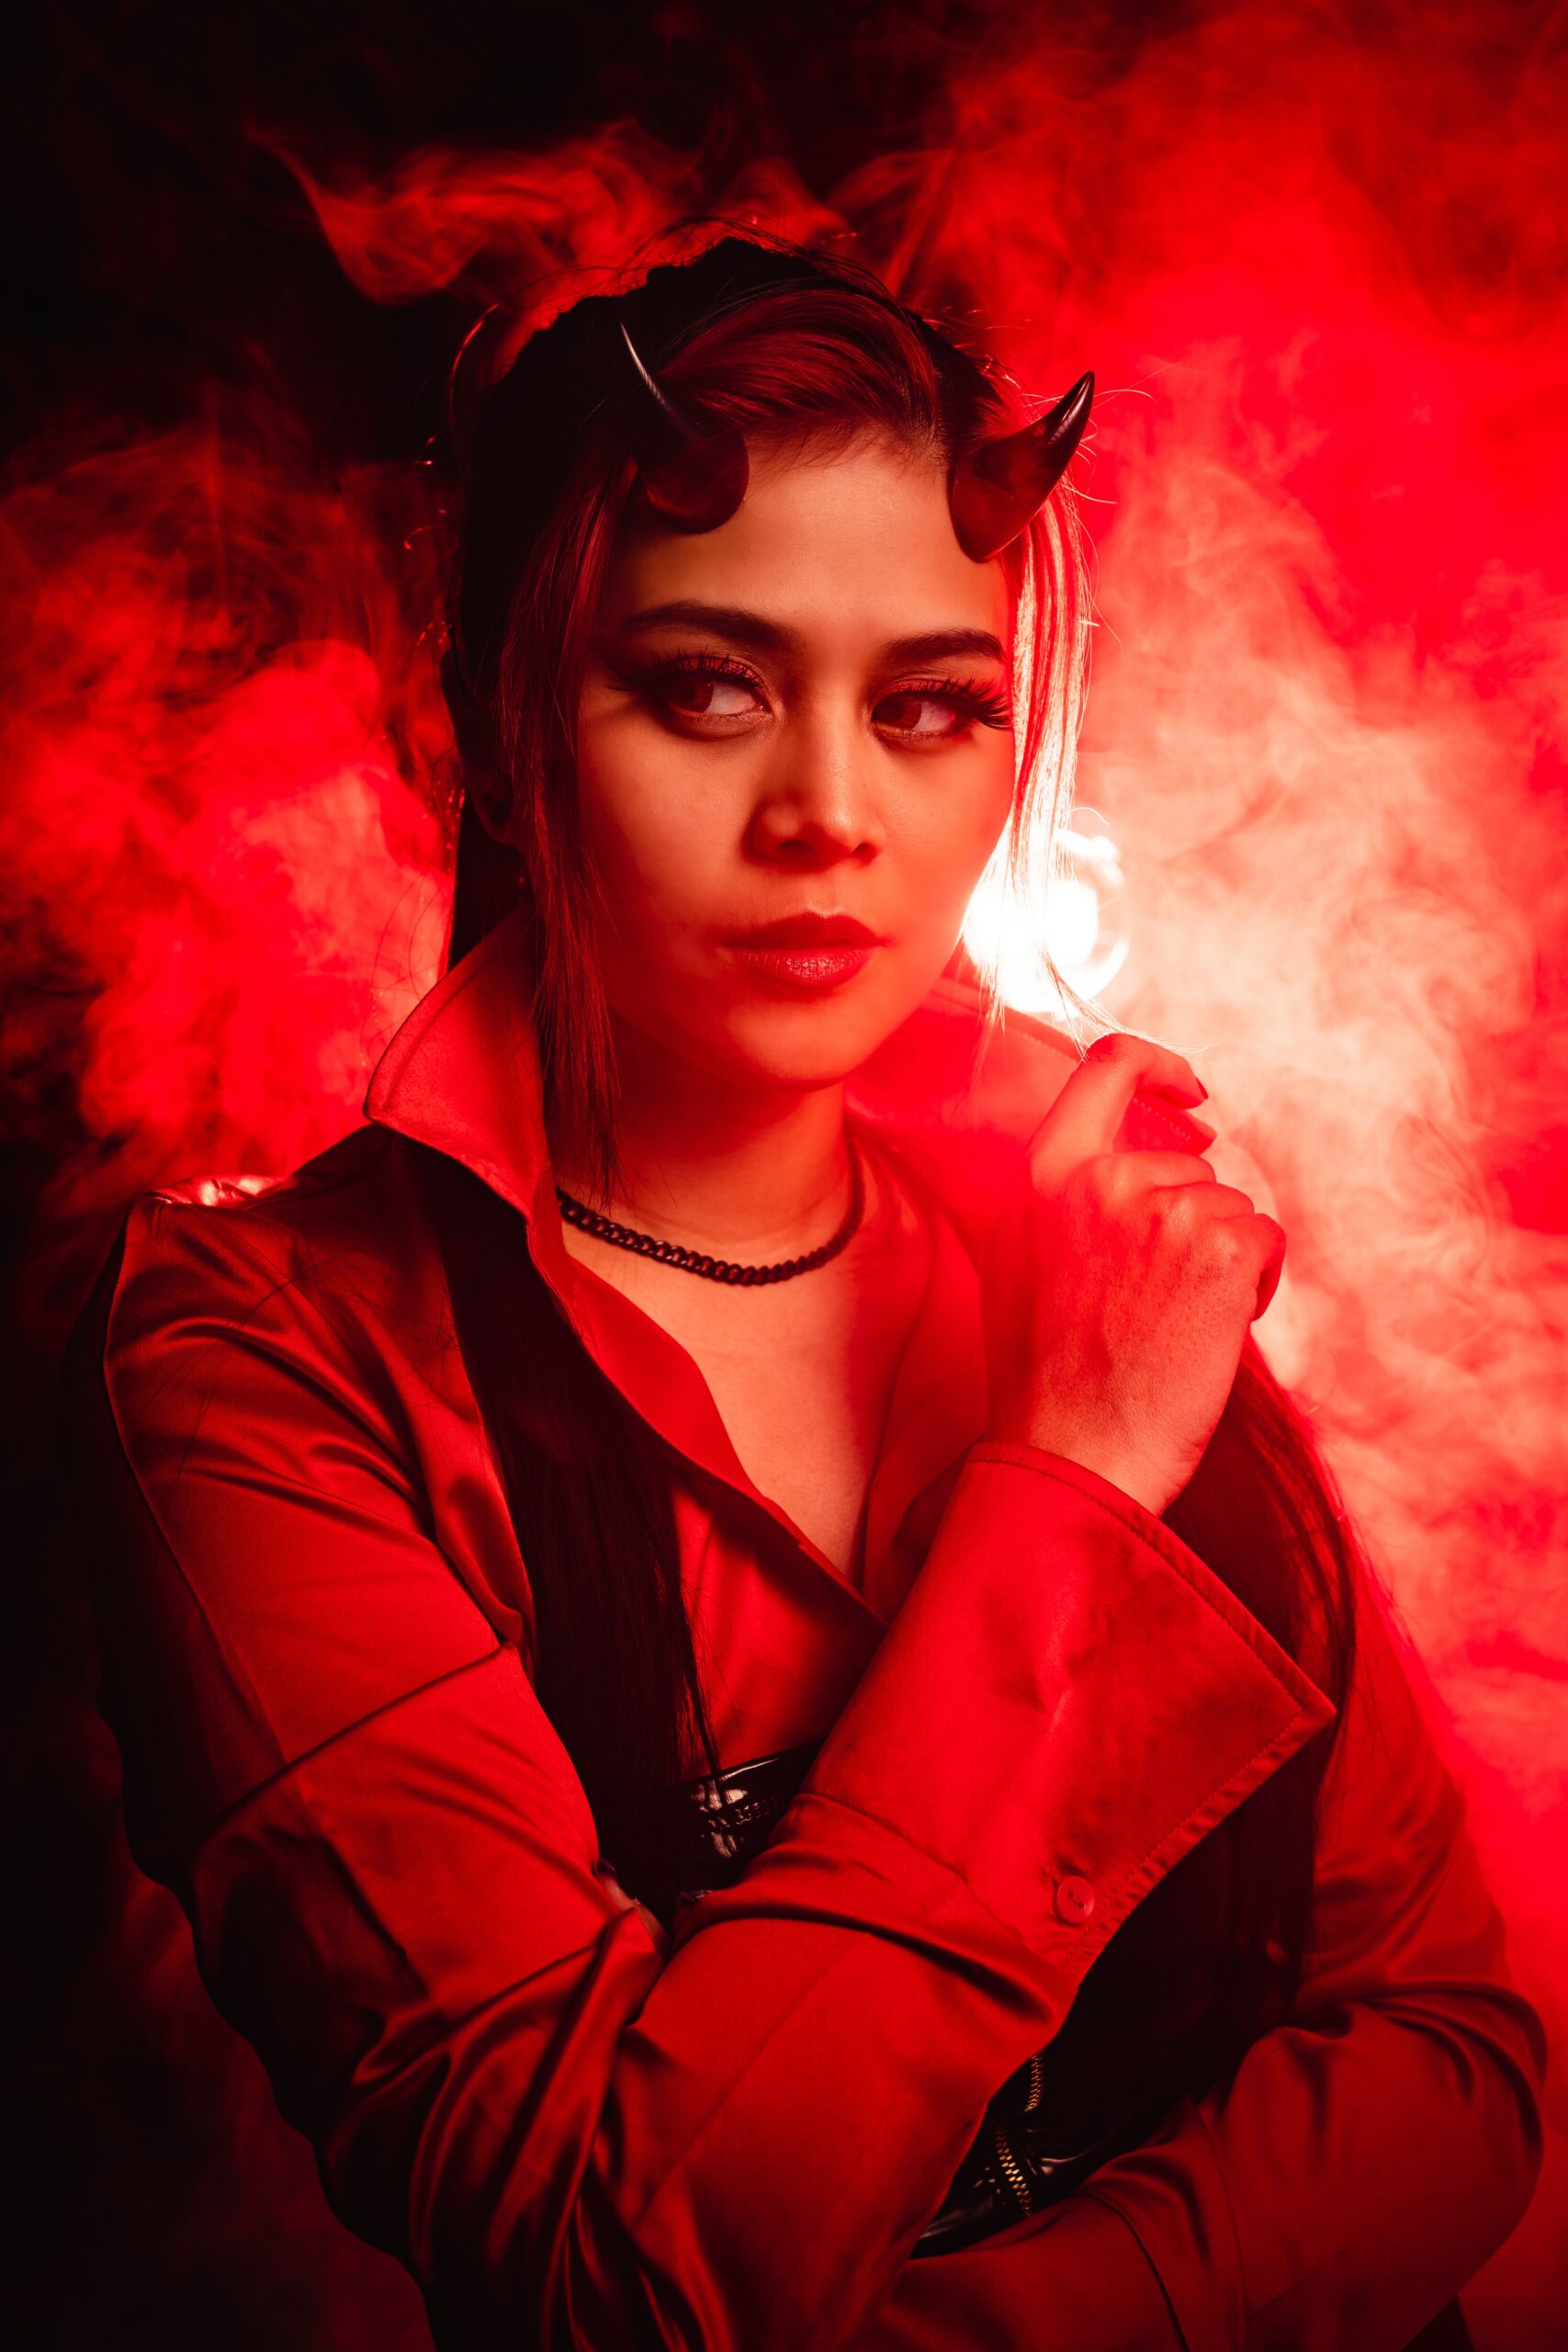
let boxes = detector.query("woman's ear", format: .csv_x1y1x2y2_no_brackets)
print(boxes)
439,646,513,838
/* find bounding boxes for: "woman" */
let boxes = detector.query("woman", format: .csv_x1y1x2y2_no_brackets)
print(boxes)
66,232,1544,2349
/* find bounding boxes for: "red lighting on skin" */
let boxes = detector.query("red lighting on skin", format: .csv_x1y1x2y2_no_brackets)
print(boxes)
6,8,1563,2335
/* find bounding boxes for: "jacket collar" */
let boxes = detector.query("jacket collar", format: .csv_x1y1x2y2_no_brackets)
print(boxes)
363,900,1088,1623
363,898,1088,1241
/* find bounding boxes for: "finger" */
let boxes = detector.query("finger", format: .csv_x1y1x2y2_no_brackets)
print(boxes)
1097,1150,1220,1199
1115,1096,1217,1156
1149,1187,1285,1269
1164,1182,1273,1226
1253,1221,1287,1319
1031,1032,1206,1175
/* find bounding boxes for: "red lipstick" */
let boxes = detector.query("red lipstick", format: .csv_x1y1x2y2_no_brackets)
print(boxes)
721,912,886,994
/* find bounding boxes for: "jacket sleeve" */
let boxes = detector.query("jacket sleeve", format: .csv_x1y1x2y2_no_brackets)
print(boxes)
68,1196,1338,2352
854,1471,1549,2352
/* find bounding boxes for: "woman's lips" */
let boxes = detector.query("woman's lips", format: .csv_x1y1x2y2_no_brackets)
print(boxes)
723,942,878,992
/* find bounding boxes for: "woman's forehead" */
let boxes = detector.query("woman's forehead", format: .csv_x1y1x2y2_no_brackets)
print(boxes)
597,435,1016,662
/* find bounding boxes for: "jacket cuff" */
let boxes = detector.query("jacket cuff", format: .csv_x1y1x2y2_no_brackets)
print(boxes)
795,1444,1338,1979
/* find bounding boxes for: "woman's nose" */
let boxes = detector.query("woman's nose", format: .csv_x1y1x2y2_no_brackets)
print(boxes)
744,725,886,870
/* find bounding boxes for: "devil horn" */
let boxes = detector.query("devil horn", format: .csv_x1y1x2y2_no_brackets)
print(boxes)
619,323,750,532
948,371,1095,562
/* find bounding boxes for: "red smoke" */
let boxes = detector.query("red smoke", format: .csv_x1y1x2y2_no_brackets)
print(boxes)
6,5,1563,2342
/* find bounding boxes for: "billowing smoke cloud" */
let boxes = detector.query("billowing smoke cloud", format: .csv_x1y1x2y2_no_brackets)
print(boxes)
6,2,1562,2340
918,18,1568,2326
3,405,452,1256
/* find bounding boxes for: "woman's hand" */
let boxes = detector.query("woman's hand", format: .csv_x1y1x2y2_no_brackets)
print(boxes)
981,1031,1286,1520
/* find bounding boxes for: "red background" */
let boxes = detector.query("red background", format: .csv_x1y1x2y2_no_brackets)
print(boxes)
3,4,1563,2342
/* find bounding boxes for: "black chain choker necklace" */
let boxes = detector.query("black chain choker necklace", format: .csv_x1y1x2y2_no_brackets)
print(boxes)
556,1135,865,1286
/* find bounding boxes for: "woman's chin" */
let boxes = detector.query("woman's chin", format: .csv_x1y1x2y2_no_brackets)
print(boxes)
605,1012,873,1099
699,994,920,1094
608,957,943,1097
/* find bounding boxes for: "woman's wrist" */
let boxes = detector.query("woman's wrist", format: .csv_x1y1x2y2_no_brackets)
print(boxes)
977,1424,1172,1521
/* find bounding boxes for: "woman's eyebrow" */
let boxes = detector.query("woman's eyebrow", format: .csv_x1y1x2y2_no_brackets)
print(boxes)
608,599,1006,666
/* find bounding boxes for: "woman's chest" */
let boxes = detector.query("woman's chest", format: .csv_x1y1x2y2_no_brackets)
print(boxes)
557,1166,931,1589
394,1158,981,1756
689,1340,890,1581
649,1227,931,1580
559,1173,936,1585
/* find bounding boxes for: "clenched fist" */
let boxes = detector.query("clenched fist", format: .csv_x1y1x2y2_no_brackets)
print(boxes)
982,1030,1286,1520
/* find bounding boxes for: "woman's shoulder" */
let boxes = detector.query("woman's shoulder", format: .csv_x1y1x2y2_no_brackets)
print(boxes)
126,1119,400,1248
63,1131,517,1872
85,1124,446,1431
113,1121,424,1284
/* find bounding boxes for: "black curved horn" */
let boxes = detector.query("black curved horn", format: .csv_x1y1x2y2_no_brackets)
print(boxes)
619,323,750,532
948,370,1094,561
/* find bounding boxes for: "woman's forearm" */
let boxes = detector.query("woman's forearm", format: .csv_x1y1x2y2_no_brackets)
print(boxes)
75,1204,1334,2352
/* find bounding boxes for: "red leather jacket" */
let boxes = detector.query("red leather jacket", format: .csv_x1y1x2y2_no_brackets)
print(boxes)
71,903,1546,2350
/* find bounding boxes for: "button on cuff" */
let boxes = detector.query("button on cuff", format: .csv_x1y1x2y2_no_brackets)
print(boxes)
1054,1873,1096,1926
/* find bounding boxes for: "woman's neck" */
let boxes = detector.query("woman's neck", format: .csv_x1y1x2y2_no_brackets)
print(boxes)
549,1023,854,1261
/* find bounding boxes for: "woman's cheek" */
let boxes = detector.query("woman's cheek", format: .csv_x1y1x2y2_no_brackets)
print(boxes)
579,770,694,921
596,813,737,988
921,797,1012,930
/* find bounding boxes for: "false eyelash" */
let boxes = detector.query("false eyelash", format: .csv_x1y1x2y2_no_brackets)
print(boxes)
898,674,1015,730
604,649,758,704
606,657,760,732
644,651,759,682
616,650,1014,731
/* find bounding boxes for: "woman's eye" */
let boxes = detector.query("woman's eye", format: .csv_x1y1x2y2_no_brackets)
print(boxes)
875,684,1013,742
632,655,765,723
623,654,1010,740
658,666,762,719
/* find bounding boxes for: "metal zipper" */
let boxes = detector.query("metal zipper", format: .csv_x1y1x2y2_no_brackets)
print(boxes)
991,2122,1035,2216
1023,2052,1044,2115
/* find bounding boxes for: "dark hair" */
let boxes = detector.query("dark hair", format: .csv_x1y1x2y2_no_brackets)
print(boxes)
426,230,1359,2095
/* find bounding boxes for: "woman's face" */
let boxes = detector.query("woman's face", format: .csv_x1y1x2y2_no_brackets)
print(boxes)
569,429,1018,1097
